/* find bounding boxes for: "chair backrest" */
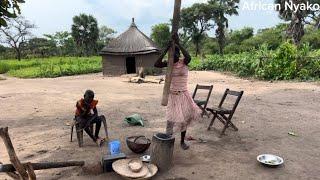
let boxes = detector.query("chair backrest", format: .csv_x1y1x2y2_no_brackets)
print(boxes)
192,84,213,107
218,89,244,115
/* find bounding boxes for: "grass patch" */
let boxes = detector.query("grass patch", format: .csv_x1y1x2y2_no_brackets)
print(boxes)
0,56,101,78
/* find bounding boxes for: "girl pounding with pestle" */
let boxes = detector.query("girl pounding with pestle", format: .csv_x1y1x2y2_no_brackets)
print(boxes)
154,34,201,150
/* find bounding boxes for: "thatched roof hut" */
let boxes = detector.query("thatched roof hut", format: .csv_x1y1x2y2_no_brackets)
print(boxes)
100,18,160,76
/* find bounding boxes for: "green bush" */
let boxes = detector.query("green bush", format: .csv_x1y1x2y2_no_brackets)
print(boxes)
190,53,259,77
260,42,298,80
0,62,10,74
189,41,319,81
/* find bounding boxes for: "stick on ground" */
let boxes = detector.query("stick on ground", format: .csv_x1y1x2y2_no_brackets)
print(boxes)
0,161,85,173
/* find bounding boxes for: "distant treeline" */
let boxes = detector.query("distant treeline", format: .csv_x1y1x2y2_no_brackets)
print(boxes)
1,0,320,60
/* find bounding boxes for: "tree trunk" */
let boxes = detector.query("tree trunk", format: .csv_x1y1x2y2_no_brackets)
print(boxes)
161,0,182,106
216,23,225,56
288,1,304,45
195,42,200,57
16,48,21,61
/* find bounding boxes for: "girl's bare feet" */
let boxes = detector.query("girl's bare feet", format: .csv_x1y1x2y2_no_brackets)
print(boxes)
95,137,104,147
181,142,189,150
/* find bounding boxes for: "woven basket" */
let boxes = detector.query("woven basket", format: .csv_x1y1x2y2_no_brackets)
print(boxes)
126,136,151,154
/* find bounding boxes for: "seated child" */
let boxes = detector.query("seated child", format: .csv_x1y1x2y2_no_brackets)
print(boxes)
75,90,107,146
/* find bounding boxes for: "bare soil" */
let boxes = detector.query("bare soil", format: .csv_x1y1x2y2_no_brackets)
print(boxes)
0,71,319,180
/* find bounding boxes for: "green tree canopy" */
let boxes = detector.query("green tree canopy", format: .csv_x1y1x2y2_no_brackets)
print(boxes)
150,23,171,50
181,3,214,56
228,27,254,44
0,0,25,27
301,26,320,49
241,24,287,51
24,37,57,57
71,14,99,56
99,25,116,44
208,0,240,55
44,31,77,56
0,16,35,60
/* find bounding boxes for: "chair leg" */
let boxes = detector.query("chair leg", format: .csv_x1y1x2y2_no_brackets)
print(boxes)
90,124,94,136
75,123,83,147
220,124,228,137
220,117,233,136
229,122,238,131
221,115,238,131
201,107,210,118
205,111,210,118
70,125,74,142
100,115,109,140
207,113,217,130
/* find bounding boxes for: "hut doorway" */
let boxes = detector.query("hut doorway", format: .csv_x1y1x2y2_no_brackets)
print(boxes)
126,57,136,74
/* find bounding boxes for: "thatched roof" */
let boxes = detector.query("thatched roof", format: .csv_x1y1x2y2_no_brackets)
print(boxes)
100,18,160,55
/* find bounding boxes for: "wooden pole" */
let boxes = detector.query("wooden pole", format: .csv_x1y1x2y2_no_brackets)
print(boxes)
0,127,29,180
161,0,182,106
0,161,85,173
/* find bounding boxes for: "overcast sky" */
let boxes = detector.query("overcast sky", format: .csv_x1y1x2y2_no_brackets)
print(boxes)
20,0,282,37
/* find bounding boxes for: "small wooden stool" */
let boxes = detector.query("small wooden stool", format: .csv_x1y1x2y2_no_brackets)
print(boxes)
70,120,94,147
70,116,108,147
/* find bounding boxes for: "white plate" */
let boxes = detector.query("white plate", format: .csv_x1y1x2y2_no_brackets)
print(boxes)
257,154,284,166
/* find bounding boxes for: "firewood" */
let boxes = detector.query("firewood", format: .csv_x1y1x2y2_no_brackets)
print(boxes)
25,163,36,180
0,161,85,173
0,161,19,179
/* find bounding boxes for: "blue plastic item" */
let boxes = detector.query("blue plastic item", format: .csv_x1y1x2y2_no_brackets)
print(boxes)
108,140,121,155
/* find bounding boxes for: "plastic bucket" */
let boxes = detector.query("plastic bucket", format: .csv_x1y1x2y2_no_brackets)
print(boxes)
108,140,121,155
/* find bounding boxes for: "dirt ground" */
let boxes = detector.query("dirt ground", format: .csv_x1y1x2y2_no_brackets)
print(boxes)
0,71,319,180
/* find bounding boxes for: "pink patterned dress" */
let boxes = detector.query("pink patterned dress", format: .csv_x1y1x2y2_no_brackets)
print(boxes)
166,60,201,133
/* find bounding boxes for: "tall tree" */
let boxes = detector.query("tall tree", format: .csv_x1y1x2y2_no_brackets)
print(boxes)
99,26,116,45
181,3,213,56
151,23,171,49
275,0,320,44
24,37,57,57
209,0,240,55
44,31,77,56
97,26,116,52
0,0,25,27
275,0,306,45
180,3,214,56
71,14,99,56
229,27,254,44
0,16,35,60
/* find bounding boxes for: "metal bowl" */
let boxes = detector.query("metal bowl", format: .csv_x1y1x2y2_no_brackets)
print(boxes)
257,154,284,166
141,155,151,163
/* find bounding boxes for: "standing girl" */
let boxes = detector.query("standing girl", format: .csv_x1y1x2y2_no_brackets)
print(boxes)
154,38,201,150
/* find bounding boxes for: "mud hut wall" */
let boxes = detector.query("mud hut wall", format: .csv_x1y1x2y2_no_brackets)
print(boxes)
135,53,159,72
102,55,126,75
